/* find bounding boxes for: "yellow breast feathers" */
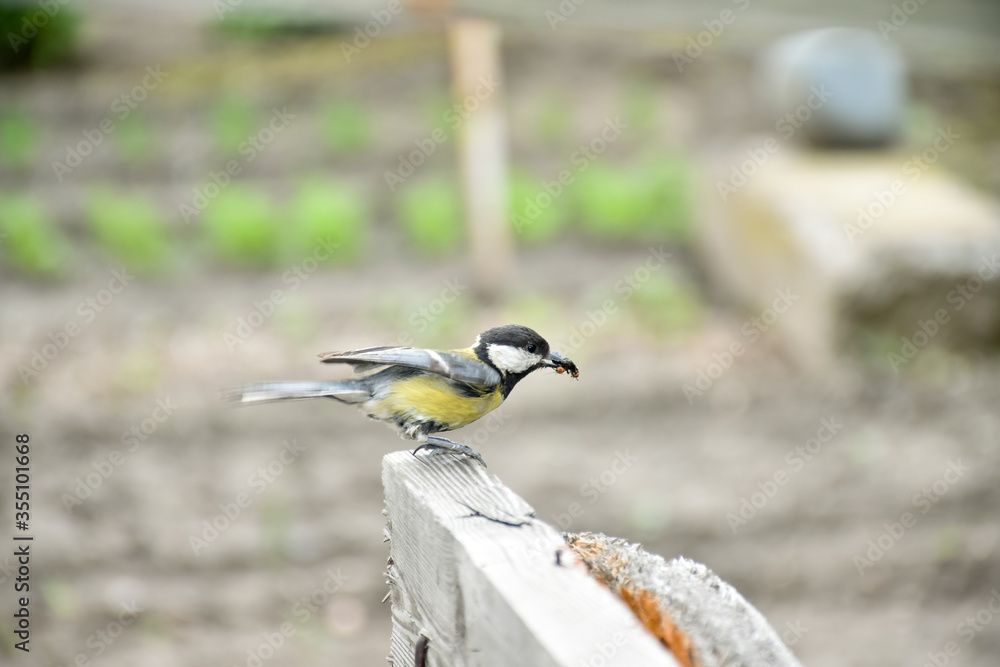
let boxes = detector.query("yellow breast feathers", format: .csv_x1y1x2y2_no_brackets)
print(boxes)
382,373,503,430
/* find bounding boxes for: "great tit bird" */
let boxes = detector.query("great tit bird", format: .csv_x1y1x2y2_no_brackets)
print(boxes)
226,324,579,466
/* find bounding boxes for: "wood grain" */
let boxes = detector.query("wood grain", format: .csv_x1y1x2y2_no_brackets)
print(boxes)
382,451,679,667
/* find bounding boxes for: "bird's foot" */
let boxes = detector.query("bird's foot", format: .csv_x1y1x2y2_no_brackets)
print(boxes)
412,436,487,468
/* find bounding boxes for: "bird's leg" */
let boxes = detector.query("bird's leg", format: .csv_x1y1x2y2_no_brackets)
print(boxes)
412,436,487,468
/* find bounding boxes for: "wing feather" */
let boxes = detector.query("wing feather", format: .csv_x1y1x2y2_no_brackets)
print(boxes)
318,346,501,387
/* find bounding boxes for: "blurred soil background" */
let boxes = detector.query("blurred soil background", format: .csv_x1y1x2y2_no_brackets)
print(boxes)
1,1,1000,666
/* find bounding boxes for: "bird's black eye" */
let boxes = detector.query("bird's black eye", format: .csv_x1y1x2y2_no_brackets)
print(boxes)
526,343,536,353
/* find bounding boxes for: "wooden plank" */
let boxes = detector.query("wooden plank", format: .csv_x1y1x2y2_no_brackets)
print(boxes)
382,451,679,667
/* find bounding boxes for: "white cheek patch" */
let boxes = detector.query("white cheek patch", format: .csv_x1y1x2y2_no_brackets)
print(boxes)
487,344,541,374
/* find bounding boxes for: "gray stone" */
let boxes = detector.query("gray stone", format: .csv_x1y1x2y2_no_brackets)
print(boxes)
757,28,907,148
699,144,1000,371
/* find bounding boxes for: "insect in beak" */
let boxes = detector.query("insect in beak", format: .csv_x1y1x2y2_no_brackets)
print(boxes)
544,351,579,379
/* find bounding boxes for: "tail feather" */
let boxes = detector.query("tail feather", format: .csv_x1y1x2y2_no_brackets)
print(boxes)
223,381,369,405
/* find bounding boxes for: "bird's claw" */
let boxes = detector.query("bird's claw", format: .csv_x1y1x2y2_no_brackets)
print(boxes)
413,438,487,468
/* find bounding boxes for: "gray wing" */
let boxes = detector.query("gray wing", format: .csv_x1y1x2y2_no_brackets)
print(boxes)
318,346,501,387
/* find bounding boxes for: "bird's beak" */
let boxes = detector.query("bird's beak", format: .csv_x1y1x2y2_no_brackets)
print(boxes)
543,351,579,378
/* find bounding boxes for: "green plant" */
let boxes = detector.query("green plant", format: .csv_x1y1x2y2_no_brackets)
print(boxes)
851,328,913,374
575,157,693,241
215,11,323,41
85,188,172,273
210,95,258,156
113,112,156,165
41,580,78,620
508,170,570,243
216,12,287,40
0,5,79,70
534,95,573,145
576,164,651,238
290,180,366,262
628,273,703,339
202,186,280,266
622,82,658,137
0,195,71,277
320,101,372,154
641,155,693,240
116,347,165,392
397,178,462,256
424,94,454,140
0,108,36,168
258,495,292,563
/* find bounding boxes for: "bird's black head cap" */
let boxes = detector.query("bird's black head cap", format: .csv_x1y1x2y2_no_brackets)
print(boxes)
476,324,551,358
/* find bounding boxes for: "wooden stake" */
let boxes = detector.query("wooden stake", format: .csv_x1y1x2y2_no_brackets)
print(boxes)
448,18,514,301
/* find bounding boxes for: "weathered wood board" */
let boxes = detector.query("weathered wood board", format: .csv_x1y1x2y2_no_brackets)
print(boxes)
382,451,679,667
